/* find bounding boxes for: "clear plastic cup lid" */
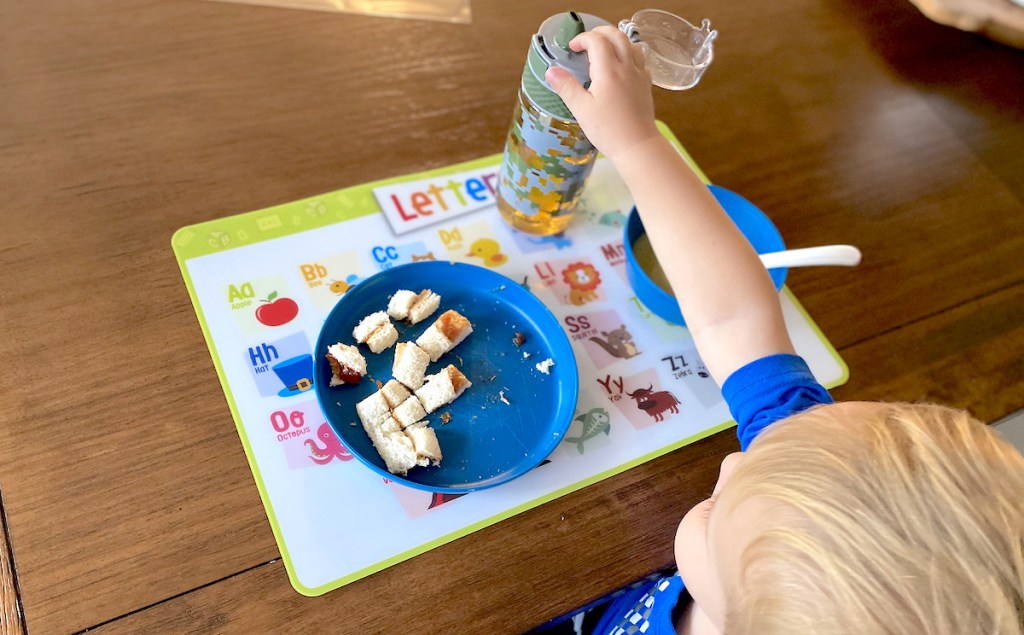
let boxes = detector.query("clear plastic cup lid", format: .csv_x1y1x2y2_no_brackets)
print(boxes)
619,9,718,90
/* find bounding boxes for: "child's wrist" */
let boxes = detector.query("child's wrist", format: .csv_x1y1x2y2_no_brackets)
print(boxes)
607,134,673,174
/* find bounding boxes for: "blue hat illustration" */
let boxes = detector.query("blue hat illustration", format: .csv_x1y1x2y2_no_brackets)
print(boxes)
272,354,314,397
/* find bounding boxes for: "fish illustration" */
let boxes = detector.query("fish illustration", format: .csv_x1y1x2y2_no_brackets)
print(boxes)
564,407,611,454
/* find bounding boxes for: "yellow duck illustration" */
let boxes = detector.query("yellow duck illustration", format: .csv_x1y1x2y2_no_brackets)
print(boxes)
467,238,508,267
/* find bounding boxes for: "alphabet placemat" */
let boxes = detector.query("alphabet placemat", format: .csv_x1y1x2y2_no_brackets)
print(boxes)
172,123,848,595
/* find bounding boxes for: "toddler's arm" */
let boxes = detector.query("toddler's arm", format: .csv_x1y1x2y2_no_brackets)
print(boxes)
546,27,795,384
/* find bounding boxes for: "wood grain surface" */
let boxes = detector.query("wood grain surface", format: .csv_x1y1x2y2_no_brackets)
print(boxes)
0,497,24,635
1,0,1021,632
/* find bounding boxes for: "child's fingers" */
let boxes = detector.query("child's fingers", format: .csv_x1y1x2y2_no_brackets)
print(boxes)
631,41,647,68
589,25,635,62
567,30,617,68
545,67,590,115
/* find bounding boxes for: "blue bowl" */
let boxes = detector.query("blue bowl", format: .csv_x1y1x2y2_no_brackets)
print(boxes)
623,185,787,326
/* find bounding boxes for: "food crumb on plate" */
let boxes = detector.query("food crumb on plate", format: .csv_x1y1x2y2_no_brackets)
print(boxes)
499,391,510,405
512,331,526,347
440,412,452,424
535,358,555,374
522,351,531,359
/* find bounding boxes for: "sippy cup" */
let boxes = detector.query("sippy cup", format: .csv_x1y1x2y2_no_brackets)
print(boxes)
496,9,717,236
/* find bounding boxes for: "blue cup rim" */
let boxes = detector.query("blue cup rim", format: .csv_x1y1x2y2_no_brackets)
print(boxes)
623,185,787,326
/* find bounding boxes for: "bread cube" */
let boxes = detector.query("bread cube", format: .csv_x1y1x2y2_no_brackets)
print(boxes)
415,364,472,414
325,343,366,387
392,342,430,390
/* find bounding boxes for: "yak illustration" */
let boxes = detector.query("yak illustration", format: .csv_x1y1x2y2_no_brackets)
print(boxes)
625,384,680,422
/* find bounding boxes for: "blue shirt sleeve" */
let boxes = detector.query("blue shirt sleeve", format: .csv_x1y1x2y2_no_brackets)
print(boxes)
722,353,833,451
592,575,687,635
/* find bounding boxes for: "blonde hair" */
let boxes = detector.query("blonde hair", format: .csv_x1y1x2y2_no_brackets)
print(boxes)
720,402,1024,634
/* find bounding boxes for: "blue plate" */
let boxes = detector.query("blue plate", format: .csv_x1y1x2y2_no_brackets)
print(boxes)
623,184,787,325
314,261,579,493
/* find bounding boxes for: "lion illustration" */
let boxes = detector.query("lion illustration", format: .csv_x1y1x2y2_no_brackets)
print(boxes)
562,262,601,306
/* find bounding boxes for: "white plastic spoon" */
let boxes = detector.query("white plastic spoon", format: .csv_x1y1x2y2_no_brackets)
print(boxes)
759,245,862,270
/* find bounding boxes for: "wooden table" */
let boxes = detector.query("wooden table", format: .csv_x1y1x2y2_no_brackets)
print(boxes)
2,0,1022,632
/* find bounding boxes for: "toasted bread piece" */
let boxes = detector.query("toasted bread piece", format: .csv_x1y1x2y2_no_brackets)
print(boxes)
352,310,389,342
325,343,367,387
353,311,398,353
392,395,427,428
365,322,398,354
379,416,402,435
386,290,418,321
415,364,472,414
372,417,419,475
355,391,390,429
380,379,411,409
387,289,441,325
393,341,430,390
378,431,418,475
360,414,418,475
407,290,441,325
414,309,473,362
379,431,419,475
405,422,442,467
414,328,449,364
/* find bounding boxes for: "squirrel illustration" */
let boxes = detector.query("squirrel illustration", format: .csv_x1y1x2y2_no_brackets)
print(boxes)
589,325,639,359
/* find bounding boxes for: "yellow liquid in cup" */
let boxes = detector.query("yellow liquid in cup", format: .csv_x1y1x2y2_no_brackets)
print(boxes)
495,89,597,236
496,191,578,236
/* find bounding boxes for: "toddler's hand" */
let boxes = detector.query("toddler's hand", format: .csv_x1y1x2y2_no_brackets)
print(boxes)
545,26,660,161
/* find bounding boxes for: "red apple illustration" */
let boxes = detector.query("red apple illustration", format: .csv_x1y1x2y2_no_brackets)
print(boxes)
255,291,299,327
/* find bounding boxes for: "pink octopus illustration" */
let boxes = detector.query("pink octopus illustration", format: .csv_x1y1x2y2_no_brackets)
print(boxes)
305,423,354,464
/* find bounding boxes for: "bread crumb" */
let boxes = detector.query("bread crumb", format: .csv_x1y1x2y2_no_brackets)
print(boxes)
522,351,531,359
440,412,452,424
535,358,555,374
499,391,510,405
512,332,526,347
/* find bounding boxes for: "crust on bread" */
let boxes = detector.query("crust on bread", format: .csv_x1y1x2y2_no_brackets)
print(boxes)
415,364,472,414
414,310,473,362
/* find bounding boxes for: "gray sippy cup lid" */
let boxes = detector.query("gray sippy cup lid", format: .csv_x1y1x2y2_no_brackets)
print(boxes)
522,11,610,119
